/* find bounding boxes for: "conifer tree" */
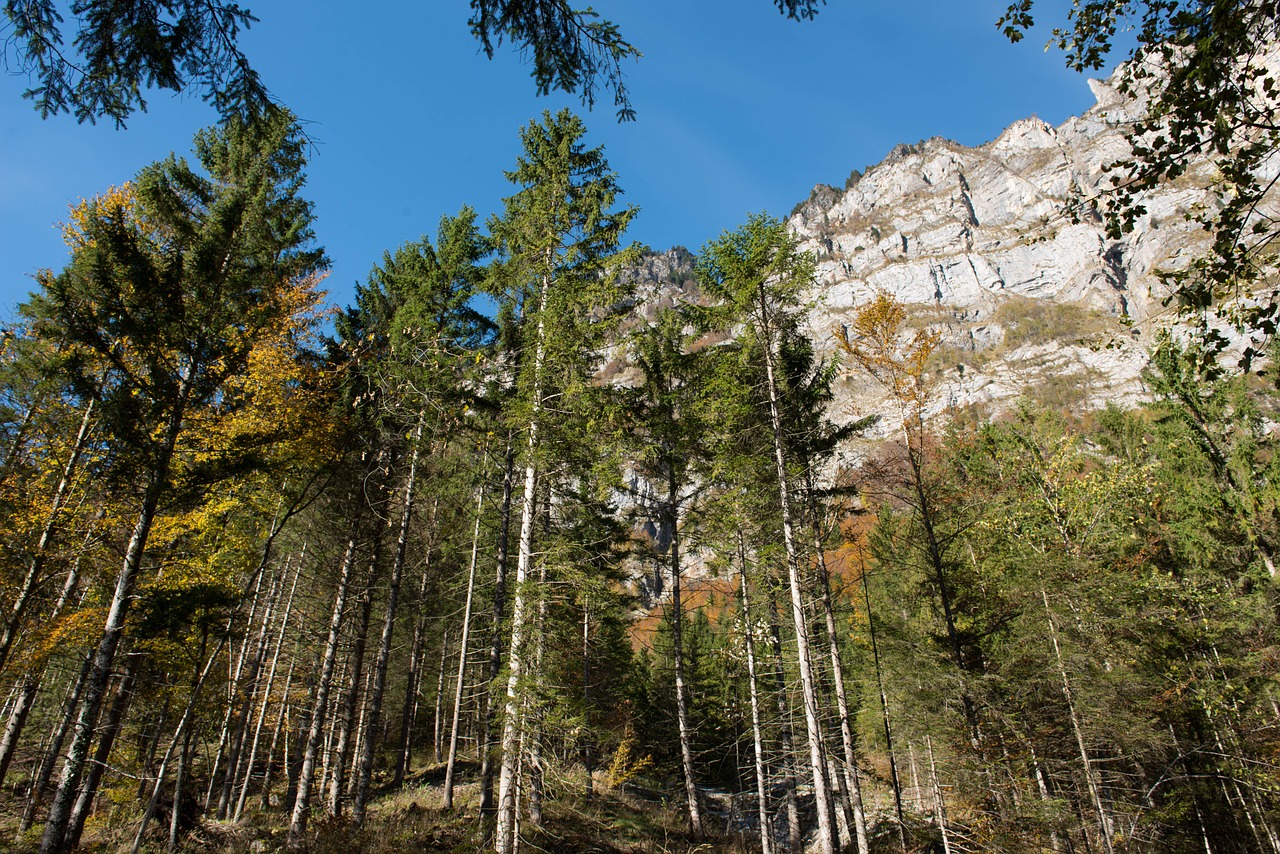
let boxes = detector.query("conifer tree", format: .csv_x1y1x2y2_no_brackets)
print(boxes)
486,108,637,854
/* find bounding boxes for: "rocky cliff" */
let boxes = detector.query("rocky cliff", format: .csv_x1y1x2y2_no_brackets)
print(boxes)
786,64,1232,429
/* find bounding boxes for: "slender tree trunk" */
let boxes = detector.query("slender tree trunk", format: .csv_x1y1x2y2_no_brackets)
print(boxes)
738,533,773,854
329,544,378,818
807,473,869,854
861,552,908,850
217,561,284,819
758,294,834,854
765,585,802,854
667,477,703,835
480,437,515,823
927,735,953,854
395,497,439,786
354,432,422,824
1040,572,1114,854
0,399,93,678
18,653,92,834
207,566,268,811
581,602,594,798
287,509,363,846
527,562,549,832
0,522,93,790
167,726,193,853
236,556,303,821
496,292,550,854
433,630,451,764
444,480,485,809
260,661,295,812
63,651,142,852
132,636,225,854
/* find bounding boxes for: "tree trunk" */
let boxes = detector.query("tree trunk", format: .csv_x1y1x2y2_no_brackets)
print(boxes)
660,468,703,836
479,437,515,823
927,735,953,854
0,399,93,678
64,651,142,853
758,291,835,854
765,586,801,854
236,555,303,821
132,636,225,854
860,552,908,849
260,662,295,812
18,653,92,834
287,509,363,846
444,480,485,809
806,473,869,854
328,545,378,818
217,560,284,819
738,533,773,854
354,431,422,824
40,428,180,854
395,496,439,786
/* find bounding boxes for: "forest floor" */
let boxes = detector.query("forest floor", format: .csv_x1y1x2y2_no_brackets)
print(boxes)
1,758,752,853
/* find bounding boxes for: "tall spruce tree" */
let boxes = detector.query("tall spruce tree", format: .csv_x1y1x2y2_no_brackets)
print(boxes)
486,108,637,854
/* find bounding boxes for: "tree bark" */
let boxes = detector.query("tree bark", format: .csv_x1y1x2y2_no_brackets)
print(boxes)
354,431,422,824
738,532,773,854
444,480,485,809
236,554,303,821
64,651,142,853
0,399,93,678
287,508,363,846
479,437,515,823
758,288,835,854
667,480,703,835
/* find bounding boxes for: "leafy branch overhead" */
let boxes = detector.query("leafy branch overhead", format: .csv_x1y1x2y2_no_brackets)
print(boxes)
3,0,827,125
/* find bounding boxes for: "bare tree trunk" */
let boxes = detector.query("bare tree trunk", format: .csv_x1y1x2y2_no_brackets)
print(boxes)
738,533,773,854
287,509,363,847
667,477,703,836
329,543,379,818
132,636,226,854
0,399,93,678
64,652,142,852
433,630,451,764
40,418,182,854
354,431,422,824
758,292,835,854
167,726,193,853
927,735,953,854
861,552,908,850
479,437,515,823
217,560,285,819
235,554,303,821
18,653,92,834
807,473,869,854
1040,573,1114,854
206,566,268,811
260,662,295,812
395,497,439,785
444,480,485,809
765,586,801,854
527,561,549,832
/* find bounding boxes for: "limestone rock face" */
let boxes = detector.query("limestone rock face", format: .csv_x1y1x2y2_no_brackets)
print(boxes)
779,61,1227,428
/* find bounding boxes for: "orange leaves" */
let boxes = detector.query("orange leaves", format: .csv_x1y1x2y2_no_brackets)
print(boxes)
834,289,940,413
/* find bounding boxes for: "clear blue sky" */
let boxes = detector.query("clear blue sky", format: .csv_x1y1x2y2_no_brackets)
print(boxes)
0,0,1105,320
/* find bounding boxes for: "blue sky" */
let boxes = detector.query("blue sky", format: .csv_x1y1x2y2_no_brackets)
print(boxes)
0,1,1107,320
